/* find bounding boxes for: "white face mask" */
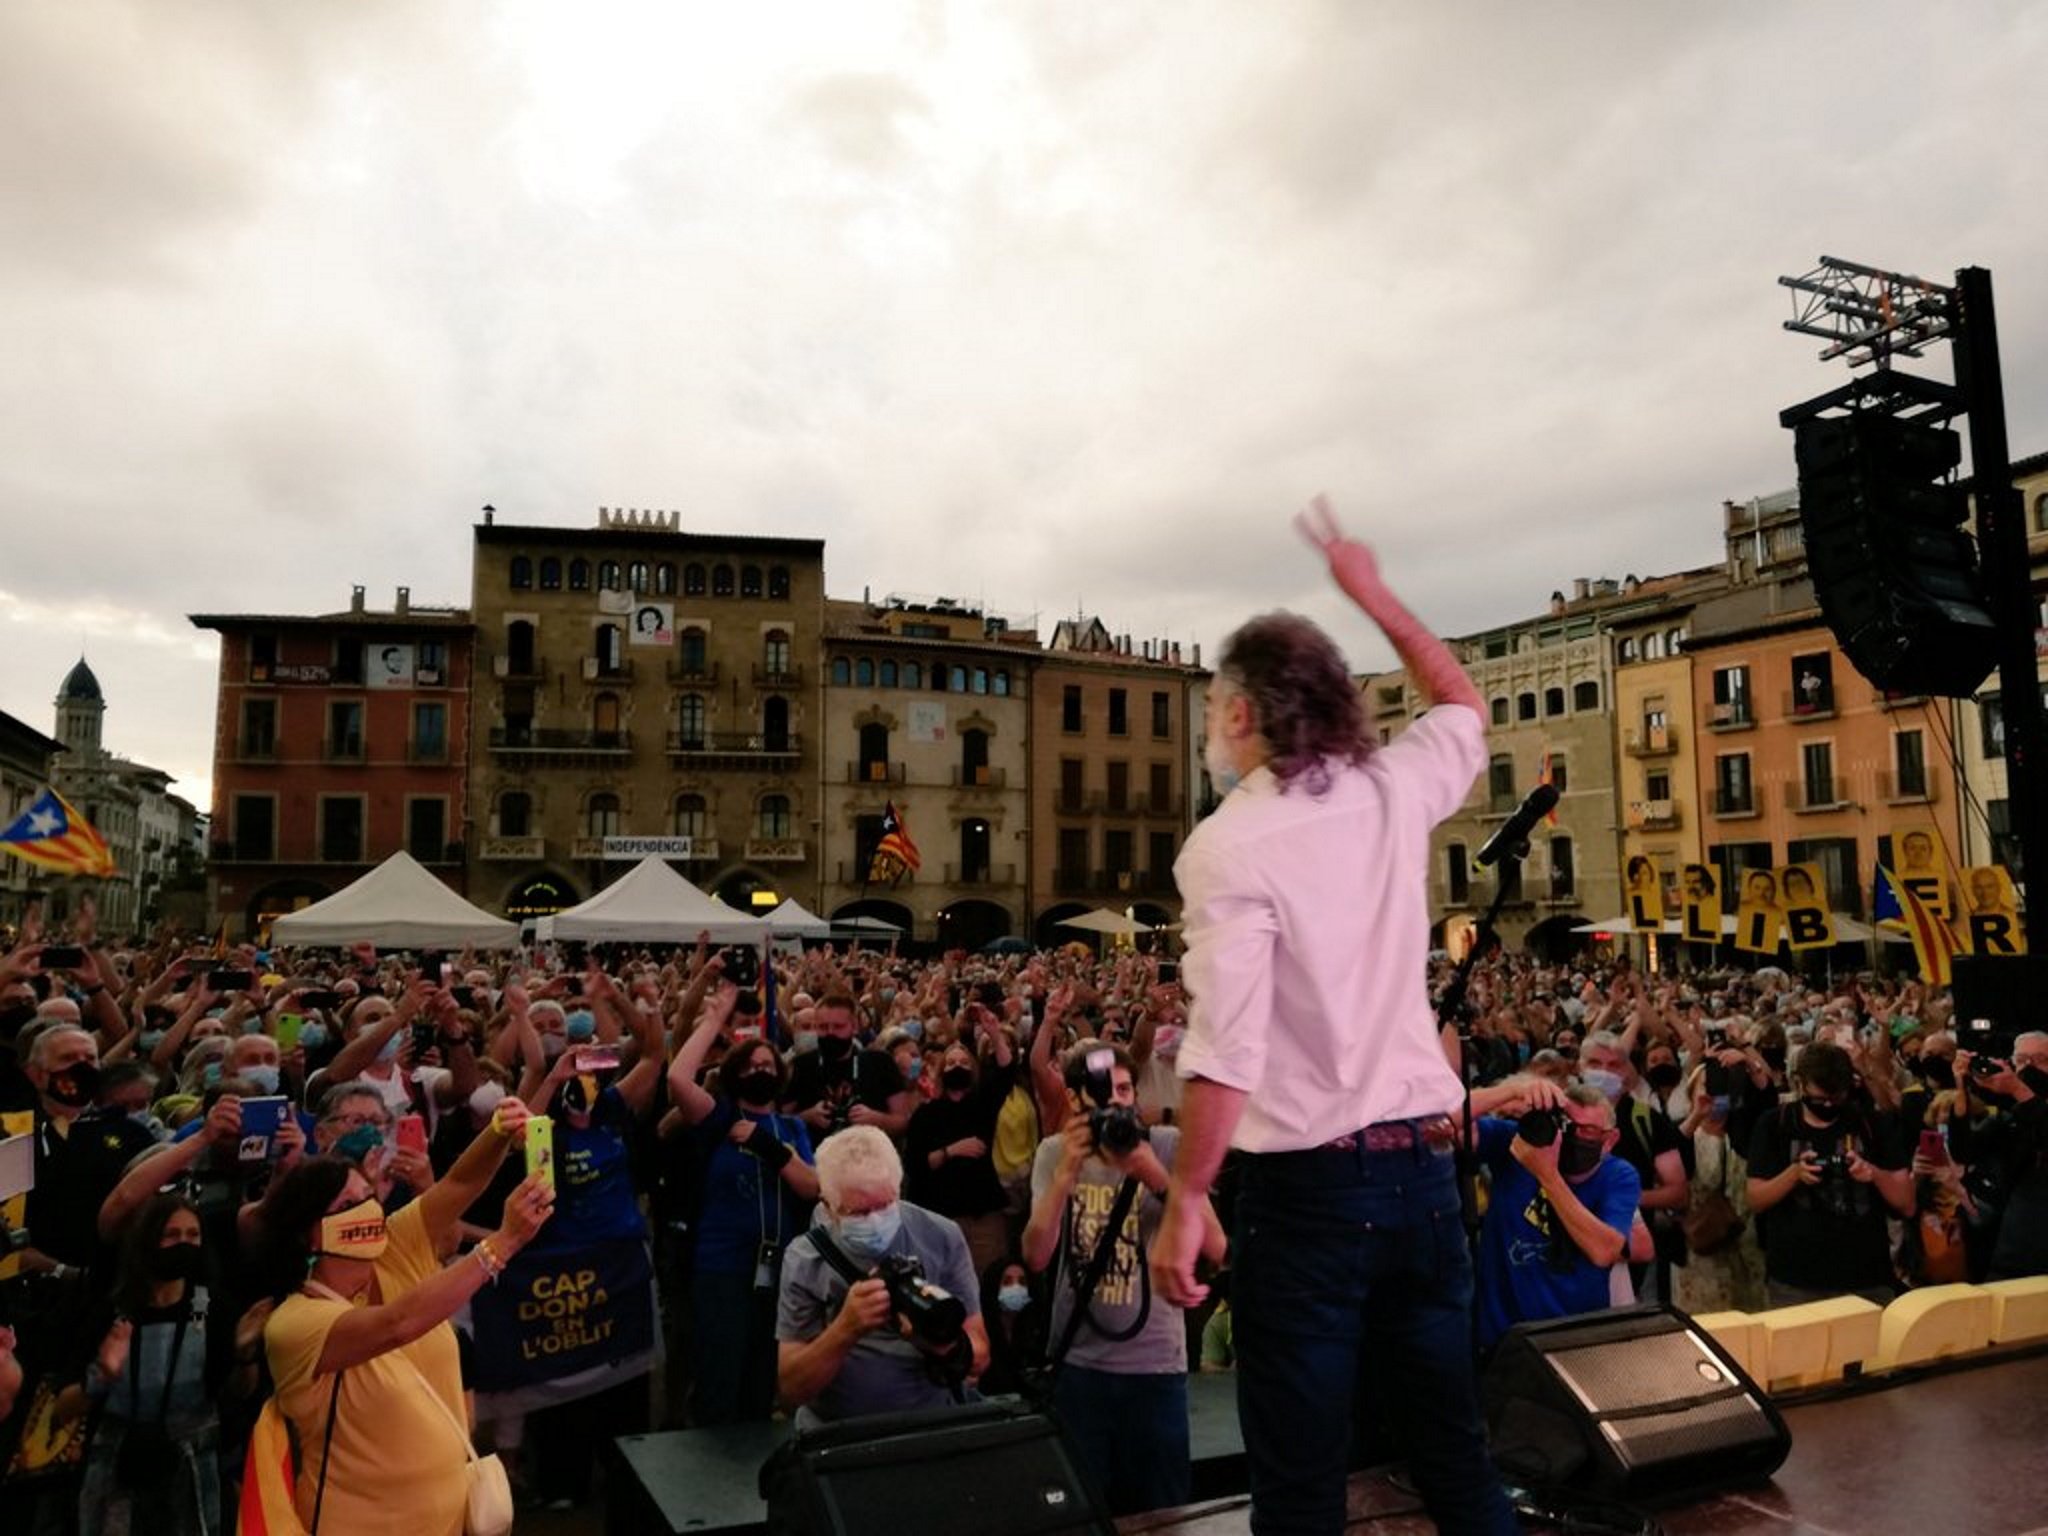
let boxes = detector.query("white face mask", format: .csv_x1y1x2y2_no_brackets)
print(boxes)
1204,733,1241,797
469,1082,507,1118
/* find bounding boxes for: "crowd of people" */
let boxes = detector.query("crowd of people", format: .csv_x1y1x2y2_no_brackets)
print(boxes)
0,902,2038,1532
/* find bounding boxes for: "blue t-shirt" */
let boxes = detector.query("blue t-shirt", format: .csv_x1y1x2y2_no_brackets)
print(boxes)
547,1086,649,1247
1475,1116,1640,1351
689,1099,817,1275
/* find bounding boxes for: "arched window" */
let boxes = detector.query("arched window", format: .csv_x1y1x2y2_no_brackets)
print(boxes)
497,791,531,838
764,629,792,675
1491,697,1509,727
510,556,533,589
1517,692,1537,722
655,562,676,595
993,670,1010,697
1617,636,1638,664
677,694,707,749
856,658,875,686
628,561,650,593
679,627,708,676
972,668,988,695
903,661,922,689
1573,679,1600,711
950,666,968,692
740,565,763,598
539,557,562,590
712,564,735,597
932,665,948,692
684,563,707,596
961,727,990,786
568,559,590,591
879,660,898,688
673,794,708,839
859,722,890,780
1544,686,1565,717
587,792,621,838
831,657,851,686
757,794,792,839
768,565,791,599
598,561,623,591
1643,633,1665,660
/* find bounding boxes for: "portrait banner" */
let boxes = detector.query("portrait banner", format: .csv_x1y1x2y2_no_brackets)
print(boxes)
1678,864,1722,945
1733,866,1783,955
1778,862,1836,951
1961,865,2025,956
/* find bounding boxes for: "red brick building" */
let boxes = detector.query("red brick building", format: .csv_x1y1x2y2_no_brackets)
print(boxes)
191,587,475,935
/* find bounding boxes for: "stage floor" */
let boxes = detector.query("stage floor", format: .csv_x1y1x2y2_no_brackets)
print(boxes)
1120,1353,2048,1536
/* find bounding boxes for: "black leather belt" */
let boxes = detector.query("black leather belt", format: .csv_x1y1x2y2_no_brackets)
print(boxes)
1325,1113,1458,1154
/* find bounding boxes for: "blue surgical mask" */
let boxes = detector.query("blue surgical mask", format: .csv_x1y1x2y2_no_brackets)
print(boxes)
376,1032,402,1063
566,1011,596,1042
298,1023,330,1053
834,1203,903,1262
879,987,897,1005
1581,1068,1625,1103
334,1125,384,1164
900,1019,924,1041
997,1283,1030,1313
201,1062,223,1089
137,1030,165,1057
901,1055,922,1081
241,1015,268,1036
243,1064,282,1095
792,1032,819,1054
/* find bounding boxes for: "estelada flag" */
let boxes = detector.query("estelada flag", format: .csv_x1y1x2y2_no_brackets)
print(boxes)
0,787,115,878
1537,751,1560,825
866,800,922,886
1876,865,1959,988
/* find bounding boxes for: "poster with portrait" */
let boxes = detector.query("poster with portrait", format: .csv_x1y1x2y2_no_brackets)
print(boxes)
1732,866,1784,954
907,700,948,745
1961,865,2025,956
1778,861,1836,951
1678,863,1722,945
369,643,413,690
629,602,674,646
1894,823,1949,918
1624,854,1668,931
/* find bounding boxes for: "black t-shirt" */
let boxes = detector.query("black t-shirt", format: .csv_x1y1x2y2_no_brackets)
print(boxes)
1616,1096,1688,1193
27,1107,159,1270
1950,1099,2048,1279
783,1047,904,1122
904,1078,1008,1218
1746,1103,1906,1291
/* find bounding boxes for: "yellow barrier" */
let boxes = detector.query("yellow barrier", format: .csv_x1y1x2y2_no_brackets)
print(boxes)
1981,1276,2048,1347
1688,1311,1765,1381
1873,1285,1995,1370
1757,1297,1883,1391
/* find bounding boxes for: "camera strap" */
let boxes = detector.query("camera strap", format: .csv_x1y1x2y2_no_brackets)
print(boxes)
1045,1174,1142,1374
803,1226,866,1289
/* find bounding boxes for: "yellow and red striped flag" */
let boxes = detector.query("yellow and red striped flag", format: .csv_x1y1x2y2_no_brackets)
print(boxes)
1875,865,1959,987
0,788,114,878
865,801,922,887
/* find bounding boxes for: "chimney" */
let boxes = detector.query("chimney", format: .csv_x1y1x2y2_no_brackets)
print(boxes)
1192,642,1201,667
350,585,366,614
481,503,495,526
1571,577,1590,601
395,586,411,616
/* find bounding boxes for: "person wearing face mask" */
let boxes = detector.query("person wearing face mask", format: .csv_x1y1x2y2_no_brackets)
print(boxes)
974,1255,1047,1397
783,994,912,1143
1950,1033,2048,1279
1577,1032,1689,1300
256,1120,553,1536
1474,1083,1640,1351
1745,1041,1913,1307
776,1125,989,1426
56,1194,257,1534
1670,1063,1768,1314
18,1025,160,1288
905,1016,1016,1280
665,987,820,1424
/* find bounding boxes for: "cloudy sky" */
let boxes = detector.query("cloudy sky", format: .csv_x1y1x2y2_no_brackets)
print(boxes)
5,1,2046,814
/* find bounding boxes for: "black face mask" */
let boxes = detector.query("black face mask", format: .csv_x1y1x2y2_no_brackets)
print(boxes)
1645,1062,1683,1092
44,1061,101,1108
942,1066,974,1094
1558,1136,1605,1178
2019,1065,2048,1099
1759,1047,1787,1072
0,1001,35,1037
817,1034,853,1062
1801,1096,1845,1125
1918,1057,1955,1089
737,1070,780,1104
148,1243,204,1285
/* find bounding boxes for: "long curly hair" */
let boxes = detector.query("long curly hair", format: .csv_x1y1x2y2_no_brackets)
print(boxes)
1217,612,1372,796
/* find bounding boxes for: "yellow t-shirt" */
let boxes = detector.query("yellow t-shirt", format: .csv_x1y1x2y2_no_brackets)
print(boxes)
265,1199,469,1536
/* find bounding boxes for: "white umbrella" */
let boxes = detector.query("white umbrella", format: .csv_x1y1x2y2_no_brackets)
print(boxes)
1059,908,1156,936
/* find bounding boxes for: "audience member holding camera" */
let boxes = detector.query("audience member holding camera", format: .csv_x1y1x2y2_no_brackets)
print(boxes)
1474,1082,1640,1351
1950,1034,2048,1279
1746,1040,1912,1307
1023,1040,1225,1516
776,1125,987,1426
784,994,913,1143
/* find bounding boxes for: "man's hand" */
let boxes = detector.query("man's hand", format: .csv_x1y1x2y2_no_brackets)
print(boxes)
1295,493,1383,607
1150,1190,1210,1308
1510,1133,1562,1182
947,1136,989,1161
1789,1151,1824,1187
272,1117,307,1169
1843,1148,1881,1185
204,1095,244,1150
800,1103,833,1132
832,1278,895,1341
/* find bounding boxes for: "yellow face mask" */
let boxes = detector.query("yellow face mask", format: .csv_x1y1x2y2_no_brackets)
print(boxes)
315,1198,389,1262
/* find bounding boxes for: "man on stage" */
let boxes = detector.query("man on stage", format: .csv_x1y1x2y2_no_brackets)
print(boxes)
1152,498,1517,1535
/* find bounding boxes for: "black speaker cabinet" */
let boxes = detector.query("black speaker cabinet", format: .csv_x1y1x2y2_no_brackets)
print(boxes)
760,1400,1116,1536
1482,1305,1791,1504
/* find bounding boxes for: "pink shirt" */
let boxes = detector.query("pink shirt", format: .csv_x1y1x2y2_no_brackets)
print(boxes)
1174,705,1486,1152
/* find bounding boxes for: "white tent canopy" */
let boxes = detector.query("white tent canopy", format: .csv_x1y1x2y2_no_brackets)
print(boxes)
1059,908,1155,936
270,850,520,949
762,898,833,939
546,855,767,943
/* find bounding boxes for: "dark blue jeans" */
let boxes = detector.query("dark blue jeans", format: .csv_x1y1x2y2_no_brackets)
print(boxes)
1052,1364,1190,1516
1233,1137,1517,1536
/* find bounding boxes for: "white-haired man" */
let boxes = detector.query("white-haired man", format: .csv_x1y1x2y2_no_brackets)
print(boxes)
776,1125,988,1425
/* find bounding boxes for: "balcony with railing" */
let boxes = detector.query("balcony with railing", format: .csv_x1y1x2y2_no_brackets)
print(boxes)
950,765,1010,789
844,758,905,784
1625,799,1681,832
407,739,450,765
1712,787,1758,818
582,656,635,682
1785,686,1836,721
752,663,805,688
745,838,808,863
323,735,365,763
666,732,802,764
1707,699,1755,731
667,659,721,685
492,654,548,683
490,726,632,755
1542,875,1580,906
1052,867,1093,895
943,863,1018,887
1625,725,1679,758
1878,768,1935,804
1136,793,1185,818
1054,791,1090,815
236,737,279,764
479,835,545,860
1788,777,1847,813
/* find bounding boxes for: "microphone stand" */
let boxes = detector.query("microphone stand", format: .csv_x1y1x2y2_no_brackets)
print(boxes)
1437,844,1529,1262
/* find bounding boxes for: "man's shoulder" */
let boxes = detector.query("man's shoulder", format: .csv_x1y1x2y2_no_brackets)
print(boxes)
899,1200,965,1250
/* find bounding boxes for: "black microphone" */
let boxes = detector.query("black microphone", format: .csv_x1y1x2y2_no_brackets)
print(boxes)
1475,783,1559,866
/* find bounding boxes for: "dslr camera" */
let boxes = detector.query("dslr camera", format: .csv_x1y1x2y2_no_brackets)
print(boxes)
874,1254,970,1385
1081,1047,1144,1157
1517,1107,1561,1147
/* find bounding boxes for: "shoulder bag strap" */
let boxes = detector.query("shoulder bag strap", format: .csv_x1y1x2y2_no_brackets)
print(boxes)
398,1352,480,1466
309,1371,343,1534
1045,1174,1142,1374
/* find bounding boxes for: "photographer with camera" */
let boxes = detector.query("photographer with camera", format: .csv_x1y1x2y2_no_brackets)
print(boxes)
1950,1034,2048,1278
776,1125,987,1427
1022,1040,1225,1516
1745,1040,1912,1307
784,994,913,1143
1475,1083,1640,1351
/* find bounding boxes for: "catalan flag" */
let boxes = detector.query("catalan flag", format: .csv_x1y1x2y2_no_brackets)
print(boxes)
1537,751,1560,825
865,801,922,888
237,1397,302,1536
1875,865,1959,987
0,788,114,878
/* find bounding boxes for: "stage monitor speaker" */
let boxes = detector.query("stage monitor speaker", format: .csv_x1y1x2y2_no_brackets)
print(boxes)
759,1400,1116,1536
1482,1305,1791,1505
